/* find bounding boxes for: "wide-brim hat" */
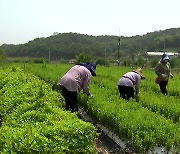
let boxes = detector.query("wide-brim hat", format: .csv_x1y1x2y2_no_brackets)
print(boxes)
89,63,96,76
79,62,96,76
134,67,145,79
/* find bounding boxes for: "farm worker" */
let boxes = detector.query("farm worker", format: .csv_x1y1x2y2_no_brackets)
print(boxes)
57,62,96,112
117,67,145,101
155,54,173,95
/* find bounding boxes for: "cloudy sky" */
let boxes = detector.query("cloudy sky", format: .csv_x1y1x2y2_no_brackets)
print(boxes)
0,0,179,45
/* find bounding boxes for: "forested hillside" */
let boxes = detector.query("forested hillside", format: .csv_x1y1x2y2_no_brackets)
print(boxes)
1,28,180,60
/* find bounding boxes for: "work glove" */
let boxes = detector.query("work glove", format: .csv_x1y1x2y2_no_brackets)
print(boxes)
87,93,93,97
90,94,93,97
170,74,174,78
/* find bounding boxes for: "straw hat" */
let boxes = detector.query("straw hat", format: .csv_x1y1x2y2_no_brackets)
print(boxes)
134,67,145,79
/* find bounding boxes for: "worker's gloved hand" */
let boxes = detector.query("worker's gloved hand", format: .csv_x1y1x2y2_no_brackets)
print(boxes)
86,93,90,96
90,94,93,97
170,74,174,78
86,93,93,97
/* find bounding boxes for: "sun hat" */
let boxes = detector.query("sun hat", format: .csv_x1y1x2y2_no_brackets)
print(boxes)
134,67,145,79
79,62,96,76
161,53,170,61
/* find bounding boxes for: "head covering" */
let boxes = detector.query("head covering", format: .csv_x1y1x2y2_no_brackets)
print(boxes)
161,53,170,61
79,62,96,76
133,67,145,79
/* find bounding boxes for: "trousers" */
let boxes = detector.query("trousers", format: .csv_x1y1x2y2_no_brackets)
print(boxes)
60,86,78,112
118,85,134,100
159,80,168,95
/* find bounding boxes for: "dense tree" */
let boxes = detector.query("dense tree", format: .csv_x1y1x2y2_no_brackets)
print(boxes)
1,28,180,61
76,52,92,64
0,48,6,60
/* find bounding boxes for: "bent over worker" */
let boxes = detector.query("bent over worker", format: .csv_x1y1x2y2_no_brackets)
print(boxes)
117,68,145,101
57,62,96,112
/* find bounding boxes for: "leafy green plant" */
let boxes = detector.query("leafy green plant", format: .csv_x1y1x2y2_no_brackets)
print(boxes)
6,63,180,153
0,67,96,153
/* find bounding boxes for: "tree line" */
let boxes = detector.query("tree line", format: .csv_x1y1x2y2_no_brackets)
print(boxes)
0,28,180,62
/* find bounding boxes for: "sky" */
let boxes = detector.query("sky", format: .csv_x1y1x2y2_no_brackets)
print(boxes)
0,0,180,46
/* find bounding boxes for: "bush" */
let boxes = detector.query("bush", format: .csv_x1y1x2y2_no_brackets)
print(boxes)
96,58,109,66
76,52,92,64
33,58,48,64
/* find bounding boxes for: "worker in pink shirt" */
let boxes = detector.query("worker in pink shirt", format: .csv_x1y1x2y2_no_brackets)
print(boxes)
57,62,96,112
117,67,145,101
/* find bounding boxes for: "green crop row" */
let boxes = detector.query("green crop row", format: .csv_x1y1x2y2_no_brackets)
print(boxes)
139,91,180,123
0,67,96,153
86,66,180,152
141,70,180,97
79,89,180,152
7,63,179,152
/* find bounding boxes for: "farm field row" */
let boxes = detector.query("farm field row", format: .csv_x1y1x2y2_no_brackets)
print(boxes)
0,66,96,153
2,63,180,153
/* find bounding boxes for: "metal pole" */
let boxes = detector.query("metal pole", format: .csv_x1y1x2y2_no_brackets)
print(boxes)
118,37,120,66
117,29,121,66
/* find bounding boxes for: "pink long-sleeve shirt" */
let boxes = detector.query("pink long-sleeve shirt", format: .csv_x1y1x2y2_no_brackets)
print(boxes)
117,71,141,95
58,65,92,94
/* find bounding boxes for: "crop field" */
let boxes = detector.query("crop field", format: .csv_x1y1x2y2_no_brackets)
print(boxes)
0,66,96,153
0,63,179,153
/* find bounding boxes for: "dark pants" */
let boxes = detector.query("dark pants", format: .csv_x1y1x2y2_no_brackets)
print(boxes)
118,85,134,100
60,86,78,112
159,81,168,95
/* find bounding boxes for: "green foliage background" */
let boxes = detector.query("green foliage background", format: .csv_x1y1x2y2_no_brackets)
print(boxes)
1,28,180,61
